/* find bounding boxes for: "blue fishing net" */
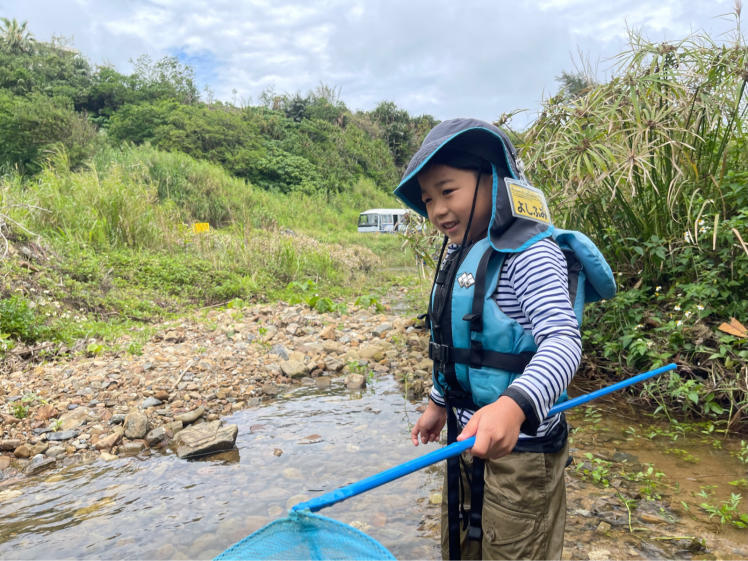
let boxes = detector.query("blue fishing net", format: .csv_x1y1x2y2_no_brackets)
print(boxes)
214,510,396,561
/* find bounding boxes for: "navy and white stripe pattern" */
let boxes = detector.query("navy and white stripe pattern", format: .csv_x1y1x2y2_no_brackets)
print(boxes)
430,238,582,440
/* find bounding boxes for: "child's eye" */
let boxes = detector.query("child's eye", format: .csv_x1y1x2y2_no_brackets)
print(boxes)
422,197,432,205
442,189,454,196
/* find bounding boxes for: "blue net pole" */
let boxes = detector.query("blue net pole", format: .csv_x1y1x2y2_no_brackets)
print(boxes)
292,363,676,513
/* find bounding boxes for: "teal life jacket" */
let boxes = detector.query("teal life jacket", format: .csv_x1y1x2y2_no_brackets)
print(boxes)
428,227,616,410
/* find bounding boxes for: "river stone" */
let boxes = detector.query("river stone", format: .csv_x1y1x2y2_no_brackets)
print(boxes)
25,454,56,475
45,445,66,458
123,410,148,439
94,428,124,450
269,344,289,360
280,360,308,379
121,441,146,455
315,376,331,389
371,323,393,337
13,444,32,458
0,439,22,451
45,430,79,441
587,549,612,561
356,344,386,361
140,397,163,409
324,358,345,372
0,456,10,469
109,414,126,425
58,407,97,430
345,373,366,390
174,420,238,459
145,426,171,447
175,406,204,425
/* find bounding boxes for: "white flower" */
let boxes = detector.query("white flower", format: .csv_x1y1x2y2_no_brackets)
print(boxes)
676,320,683,326
674,305,681,311
655,285,662,292
696,304,704,311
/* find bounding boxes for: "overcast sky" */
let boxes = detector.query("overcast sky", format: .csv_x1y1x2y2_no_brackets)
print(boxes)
2,0,743,128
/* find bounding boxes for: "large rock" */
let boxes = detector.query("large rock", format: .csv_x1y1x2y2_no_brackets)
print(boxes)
123,410,149,439
174,420,238,459
280,360,308,379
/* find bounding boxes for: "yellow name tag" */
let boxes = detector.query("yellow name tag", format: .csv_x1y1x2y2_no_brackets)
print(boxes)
504,179,551,224
193,222,210,234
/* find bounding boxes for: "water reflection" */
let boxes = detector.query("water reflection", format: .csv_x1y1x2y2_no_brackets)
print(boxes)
0,376,442,560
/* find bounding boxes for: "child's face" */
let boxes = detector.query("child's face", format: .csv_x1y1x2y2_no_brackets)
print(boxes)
418,163,493,244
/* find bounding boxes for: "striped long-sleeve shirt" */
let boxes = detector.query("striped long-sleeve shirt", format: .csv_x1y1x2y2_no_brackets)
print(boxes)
430,237,582,442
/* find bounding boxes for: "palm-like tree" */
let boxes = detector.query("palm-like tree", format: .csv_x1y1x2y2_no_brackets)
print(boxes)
0,18,34,53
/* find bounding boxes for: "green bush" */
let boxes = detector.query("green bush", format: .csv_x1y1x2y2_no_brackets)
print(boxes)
0,294,44,342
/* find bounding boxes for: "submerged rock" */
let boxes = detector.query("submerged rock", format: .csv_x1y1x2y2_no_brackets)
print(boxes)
174,420,238,459
25,454,56,475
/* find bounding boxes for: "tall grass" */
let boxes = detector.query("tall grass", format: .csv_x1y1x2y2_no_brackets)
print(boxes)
522,26,747,283
1,143,410,308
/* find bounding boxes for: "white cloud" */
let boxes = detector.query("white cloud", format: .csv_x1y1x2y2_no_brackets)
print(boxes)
2,0,743,127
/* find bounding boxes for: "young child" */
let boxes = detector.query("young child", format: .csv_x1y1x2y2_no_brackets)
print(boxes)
394,118,615,560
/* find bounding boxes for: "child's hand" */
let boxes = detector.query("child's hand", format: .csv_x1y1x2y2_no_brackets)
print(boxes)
456,396,525,459
411,400,447,446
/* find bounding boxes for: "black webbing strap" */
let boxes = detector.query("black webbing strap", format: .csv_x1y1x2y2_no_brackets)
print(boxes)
468,458,484,543
451,347,534,373
432,343,533,374
460,245,494,334
563,249,582,307
446,404,462,560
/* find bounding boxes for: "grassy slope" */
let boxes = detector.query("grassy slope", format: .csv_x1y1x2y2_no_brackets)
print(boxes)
0,145,425,362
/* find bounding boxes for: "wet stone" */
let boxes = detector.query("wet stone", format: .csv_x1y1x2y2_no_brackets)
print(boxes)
121,441,146,455
110,414,126,425
345,373,366,390
25,454,56,475
45,430,79,442
174,420,238,459
145,426,171,447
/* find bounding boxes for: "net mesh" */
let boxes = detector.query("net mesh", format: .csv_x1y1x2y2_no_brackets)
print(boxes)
214,510,396,560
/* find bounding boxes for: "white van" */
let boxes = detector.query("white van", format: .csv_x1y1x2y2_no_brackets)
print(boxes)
357,209,410,233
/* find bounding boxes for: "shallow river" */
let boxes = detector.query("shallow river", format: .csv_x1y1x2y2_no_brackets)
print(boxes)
0,375,443,560
1,373,746,560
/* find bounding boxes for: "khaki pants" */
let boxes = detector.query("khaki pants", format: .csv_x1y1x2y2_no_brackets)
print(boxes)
440,440,568,560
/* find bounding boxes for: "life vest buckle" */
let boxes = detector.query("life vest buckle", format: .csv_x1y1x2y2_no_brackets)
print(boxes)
429,341,452,364
462,312,483,332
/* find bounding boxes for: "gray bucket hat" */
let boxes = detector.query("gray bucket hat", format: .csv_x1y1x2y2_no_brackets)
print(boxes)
394,118,553,252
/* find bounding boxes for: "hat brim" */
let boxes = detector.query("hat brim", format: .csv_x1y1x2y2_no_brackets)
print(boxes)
393,127,519,217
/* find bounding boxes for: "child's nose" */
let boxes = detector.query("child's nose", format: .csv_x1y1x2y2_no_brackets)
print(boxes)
431,197,448,217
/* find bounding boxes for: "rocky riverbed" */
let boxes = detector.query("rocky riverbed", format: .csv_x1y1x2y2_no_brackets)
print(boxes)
0,302,432,480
